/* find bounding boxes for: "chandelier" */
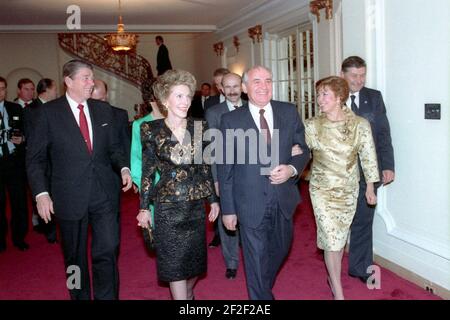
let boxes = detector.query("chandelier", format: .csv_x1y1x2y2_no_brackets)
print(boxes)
105,0,138,52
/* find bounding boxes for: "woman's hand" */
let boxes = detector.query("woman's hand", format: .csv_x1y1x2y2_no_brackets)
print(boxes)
365,183,377,205
137,209,152,228
208,203,220,222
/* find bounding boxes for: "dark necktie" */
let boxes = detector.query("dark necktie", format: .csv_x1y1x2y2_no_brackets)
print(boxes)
24,102,28,108
233,105,239,109
350,95,358,113
0,111,10,157
77,104,92,154
259,109,271,144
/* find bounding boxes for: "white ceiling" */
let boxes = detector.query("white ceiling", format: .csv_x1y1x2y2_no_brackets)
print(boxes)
0,0,270,32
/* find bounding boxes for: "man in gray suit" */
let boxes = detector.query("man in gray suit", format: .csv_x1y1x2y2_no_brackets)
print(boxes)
205,73,245,280
341,56,395,283
218,66,310,299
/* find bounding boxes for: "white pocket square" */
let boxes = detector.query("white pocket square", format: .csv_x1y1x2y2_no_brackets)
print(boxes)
101,123,108,127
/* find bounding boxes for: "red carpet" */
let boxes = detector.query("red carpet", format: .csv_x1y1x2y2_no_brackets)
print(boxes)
0,182,440,300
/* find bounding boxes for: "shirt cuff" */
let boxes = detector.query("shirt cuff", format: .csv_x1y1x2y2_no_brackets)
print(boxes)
288,165,298,177
36,192,49,201
121,167,131,174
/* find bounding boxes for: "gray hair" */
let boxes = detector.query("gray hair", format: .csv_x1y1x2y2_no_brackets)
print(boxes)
242,65,273,84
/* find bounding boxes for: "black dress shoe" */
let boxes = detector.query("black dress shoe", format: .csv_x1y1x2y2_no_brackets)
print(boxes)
33,225,45,234
208,235,221,248
14,242,29,251
225,268,237,279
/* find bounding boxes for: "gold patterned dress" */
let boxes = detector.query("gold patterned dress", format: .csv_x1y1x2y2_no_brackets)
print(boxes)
305,107,379,251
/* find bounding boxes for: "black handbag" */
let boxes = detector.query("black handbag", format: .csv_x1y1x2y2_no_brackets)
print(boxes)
142,226,155,252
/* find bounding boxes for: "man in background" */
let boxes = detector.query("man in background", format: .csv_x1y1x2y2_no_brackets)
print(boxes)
0,76,29,252
91,79,130,163
15,78,35,108
155,35,172,76
204,68,230,111
189,82,211,119
24,78,58,244
205,73,246,279
341,56,395,283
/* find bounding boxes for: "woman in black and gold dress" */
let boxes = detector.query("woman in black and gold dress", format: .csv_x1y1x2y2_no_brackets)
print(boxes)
136,70,220,300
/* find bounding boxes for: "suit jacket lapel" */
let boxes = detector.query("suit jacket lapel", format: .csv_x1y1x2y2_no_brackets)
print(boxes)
59,96,91,156
358,87,371,113
242,105,259,132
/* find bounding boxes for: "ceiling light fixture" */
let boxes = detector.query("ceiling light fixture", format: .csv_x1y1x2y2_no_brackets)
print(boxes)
105,0,138,52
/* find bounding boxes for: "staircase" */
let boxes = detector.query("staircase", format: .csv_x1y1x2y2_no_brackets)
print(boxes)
58,33,154,102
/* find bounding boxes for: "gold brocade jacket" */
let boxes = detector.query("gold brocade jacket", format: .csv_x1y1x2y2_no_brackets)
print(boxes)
305,107,380,189
140,118,218,209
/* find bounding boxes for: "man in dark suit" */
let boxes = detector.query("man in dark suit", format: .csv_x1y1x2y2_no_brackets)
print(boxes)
24,78,58,244
155,35,172,76
204,68,229,112
341,56,395,283
91,79,131,164
218,66,310,299
205,73,245,280
189,82,211,119
26,60,132,300
204,68,230,248
0,76,29,252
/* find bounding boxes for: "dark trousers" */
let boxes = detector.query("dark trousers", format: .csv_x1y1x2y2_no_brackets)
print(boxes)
240,201,293,300
348,183,378,277
57,178,120,300
0,155,29,246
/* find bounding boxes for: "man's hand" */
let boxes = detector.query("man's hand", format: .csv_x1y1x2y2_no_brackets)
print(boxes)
382,170,395,185
132,184,139,193
121,169,132,191
36,194,54,224
269,165,294,184
365,183,377,205
10,136,23,144
291,144,303,156
223,214,238,231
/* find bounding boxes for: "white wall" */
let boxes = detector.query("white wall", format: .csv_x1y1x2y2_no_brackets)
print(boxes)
0,34,62,100
342,0,450,290
0,32,218,119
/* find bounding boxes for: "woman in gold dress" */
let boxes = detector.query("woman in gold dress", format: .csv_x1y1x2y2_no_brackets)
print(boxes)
305,76,379,300
136,70,220,300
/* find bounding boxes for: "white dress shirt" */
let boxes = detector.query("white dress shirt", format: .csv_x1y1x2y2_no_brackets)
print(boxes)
248,102,297,177
248,102,274,136
226,99,243,112
346,91,360,109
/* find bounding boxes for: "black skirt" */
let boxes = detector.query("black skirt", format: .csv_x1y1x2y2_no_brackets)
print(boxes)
154,199,206,282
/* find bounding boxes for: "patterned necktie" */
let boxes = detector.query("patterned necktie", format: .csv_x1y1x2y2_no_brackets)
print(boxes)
77,104,92,154
350,95,358,113
259,109,271,144
0,111,9,157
